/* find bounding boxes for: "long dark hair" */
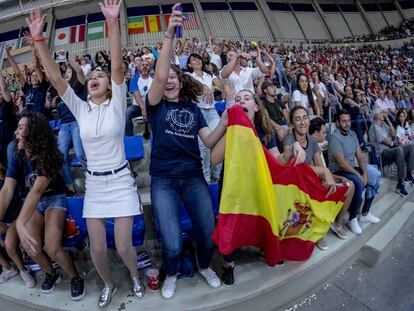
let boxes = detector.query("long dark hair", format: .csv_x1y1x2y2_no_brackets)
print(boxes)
297,73,315,110
66,66,84,95
20,112,63,181
395,109,408,128
237,90,273,145
170,64,203,103
186,53,207,73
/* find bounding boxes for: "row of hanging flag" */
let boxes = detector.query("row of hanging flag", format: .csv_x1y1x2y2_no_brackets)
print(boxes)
53,12,199,46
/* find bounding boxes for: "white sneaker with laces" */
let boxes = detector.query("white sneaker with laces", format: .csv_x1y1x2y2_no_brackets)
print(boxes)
347,218,362,235
360,212,380,224
199,267,221,289
0,267,18,284
161,276,177,300
20,269,36,288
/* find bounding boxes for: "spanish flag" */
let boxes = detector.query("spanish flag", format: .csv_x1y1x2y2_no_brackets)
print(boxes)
145,15,162,33
212,105,347,266
128,16,144,34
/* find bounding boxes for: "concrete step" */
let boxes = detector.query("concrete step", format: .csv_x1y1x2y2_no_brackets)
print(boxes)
0,178,412,311
360,201,414,267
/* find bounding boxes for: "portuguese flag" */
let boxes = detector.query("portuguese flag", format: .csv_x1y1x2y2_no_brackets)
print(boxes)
212,105,347,266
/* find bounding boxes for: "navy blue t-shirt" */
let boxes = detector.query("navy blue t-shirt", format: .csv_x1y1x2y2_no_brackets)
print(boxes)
0,179,22,224
147,98,208,177
22,80,50,114
6,151,66,197
58,85,87,124
0,99,17,145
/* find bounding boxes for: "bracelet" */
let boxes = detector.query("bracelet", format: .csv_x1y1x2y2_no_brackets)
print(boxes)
164,32,173,40
33,36,46,43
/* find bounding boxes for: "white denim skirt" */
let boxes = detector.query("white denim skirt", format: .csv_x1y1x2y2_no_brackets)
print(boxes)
83,165,142,218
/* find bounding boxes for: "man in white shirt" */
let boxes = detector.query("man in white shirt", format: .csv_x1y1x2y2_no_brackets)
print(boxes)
220,49,267,104
126,60,153,136
207,36,223,69
375,89,396,122
80,56,92,77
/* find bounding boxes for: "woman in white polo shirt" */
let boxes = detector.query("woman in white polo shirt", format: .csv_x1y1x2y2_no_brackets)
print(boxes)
26,1,144,308
186,53,222,183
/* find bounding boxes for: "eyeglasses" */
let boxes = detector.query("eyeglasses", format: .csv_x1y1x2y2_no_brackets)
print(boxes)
293,116,310,124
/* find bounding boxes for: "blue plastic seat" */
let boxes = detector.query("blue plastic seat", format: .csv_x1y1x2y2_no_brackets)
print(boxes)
124,135,145,161
105,214,145,249
63,197,88,249
71,135,145,167
49,119,62,132
215,101,226,115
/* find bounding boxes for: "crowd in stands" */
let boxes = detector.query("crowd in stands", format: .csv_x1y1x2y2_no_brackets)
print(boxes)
0,1,414,308
312,17,414,44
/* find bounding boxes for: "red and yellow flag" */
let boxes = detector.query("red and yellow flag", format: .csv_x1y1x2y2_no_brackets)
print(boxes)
145,15,162,33
212,105,347,266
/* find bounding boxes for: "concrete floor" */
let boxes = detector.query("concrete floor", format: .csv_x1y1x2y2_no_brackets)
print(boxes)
283,212,414,311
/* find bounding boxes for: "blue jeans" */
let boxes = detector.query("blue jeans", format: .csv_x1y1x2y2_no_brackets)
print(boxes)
125,105,142,136
58,121,86,186
151,176,216,276
36,194,67,215
335,165,380,220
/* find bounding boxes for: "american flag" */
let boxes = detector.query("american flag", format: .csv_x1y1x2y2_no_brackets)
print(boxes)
164,12,199,30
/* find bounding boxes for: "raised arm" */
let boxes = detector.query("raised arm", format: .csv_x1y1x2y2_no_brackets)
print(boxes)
99,0,123,84
5,47,25,86
220,54,238,79
68,58,86,85
147,3,183,106
255,48,269,75
0,71,11,102
26,8,68,96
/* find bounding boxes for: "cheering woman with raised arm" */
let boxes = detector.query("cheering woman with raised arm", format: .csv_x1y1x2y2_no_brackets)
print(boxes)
147,3,228,300
25,1,144,308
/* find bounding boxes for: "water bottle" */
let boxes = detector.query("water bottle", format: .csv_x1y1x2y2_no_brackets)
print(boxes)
175,4,183,38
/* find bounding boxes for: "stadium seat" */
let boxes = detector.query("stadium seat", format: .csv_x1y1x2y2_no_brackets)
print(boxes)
49,119,62,132
368,147,392,174
215,100,226,115
105,214,145,249
63,197,88,249
124,135,145,161
71,135,145,167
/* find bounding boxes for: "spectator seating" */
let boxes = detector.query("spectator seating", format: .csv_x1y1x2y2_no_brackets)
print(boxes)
63,197,88,249
49,119,62,133
62,196,145,250
105,214,145,249
215,100,226,115
71,134,145,167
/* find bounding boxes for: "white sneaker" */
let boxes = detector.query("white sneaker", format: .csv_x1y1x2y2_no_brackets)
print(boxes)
161,276,176,299
0,267,18,284
20,269,36,288
360,212,380,224
199,267,221,289
347,218,362,235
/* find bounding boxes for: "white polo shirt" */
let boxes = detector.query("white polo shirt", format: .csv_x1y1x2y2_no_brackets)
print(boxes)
62,80,127,172
188,71,215,109
220,66,264,94
209,53,222,69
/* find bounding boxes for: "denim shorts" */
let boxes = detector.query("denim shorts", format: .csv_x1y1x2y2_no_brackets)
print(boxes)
36,194,67,215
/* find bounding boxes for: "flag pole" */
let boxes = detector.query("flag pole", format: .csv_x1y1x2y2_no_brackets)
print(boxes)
84,12,88,55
